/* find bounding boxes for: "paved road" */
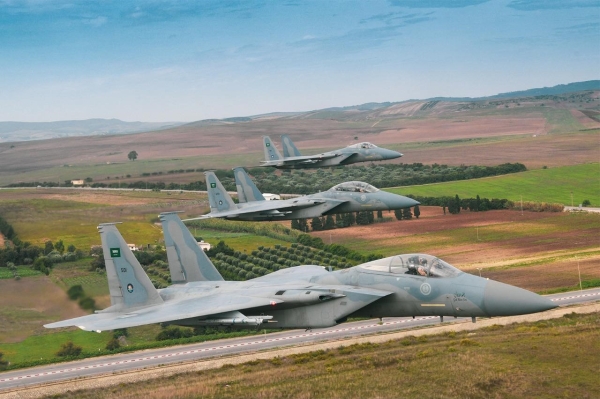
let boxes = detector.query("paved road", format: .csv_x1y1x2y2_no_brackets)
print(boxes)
1,288,598,391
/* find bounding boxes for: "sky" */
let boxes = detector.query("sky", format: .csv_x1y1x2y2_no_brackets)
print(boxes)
0,0,598,122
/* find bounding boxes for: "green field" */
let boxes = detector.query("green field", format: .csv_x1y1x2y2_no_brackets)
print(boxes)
388,163,599,206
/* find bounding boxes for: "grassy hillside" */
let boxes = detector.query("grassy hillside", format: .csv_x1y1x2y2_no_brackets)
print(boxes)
388,163,599,206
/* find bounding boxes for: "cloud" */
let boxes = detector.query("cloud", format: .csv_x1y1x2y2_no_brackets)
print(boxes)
360,11,433,26
389,0,489,8
82,16,107,27
507,0,599,10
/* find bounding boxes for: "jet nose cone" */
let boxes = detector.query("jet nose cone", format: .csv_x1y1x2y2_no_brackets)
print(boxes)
384,149,403,159
482,280,557,317
382,193,419,210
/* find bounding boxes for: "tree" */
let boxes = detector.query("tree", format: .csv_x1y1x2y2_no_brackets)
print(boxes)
413,204,421,219
297,219,308,232
128,151,138,161
582,199,591,207
54,239,65,254
56,341,82,357
67,244,76,253
44,241,54,255
324,214,335,230
311,217,323,231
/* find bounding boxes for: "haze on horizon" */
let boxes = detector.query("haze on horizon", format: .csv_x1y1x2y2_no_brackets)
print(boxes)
0,0,598,123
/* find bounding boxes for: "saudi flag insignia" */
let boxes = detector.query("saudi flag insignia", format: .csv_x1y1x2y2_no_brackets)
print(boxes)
110,248,121,257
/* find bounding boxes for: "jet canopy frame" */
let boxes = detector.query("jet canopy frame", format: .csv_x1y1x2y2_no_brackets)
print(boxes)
346,142,379,149
359,254,462,278
329,181,379,193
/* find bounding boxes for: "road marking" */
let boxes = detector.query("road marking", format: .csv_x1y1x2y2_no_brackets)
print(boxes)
550,292,599,301
3,290,599,385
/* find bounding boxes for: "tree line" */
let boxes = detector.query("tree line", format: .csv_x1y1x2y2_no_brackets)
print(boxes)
5,162,527,194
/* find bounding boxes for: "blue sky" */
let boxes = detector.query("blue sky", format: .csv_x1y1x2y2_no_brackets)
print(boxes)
0,0,598,122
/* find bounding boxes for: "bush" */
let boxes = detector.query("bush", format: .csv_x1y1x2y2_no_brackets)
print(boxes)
78,296,96,311
156,327,193,341
67,285,85,300
113,328,128,339
0,352,8,370
582,199,591,207
105,338,121,351
56,341,82,357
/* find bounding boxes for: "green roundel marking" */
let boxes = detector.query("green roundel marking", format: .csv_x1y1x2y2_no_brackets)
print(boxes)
110,248,121,257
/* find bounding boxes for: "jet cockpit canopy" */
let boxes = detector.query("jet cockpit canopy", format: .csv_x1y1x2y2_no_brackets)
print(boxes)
347,142,378,149
359,254,462,278
329,181,379,193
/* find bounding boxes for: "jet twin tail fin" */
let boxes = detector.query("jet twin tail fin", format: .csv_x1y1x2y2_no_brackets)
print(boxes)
281,134,302,158
99,223,163,311
205,171,237,213
159,212,224,283
234,167,265,203
262,136,283,162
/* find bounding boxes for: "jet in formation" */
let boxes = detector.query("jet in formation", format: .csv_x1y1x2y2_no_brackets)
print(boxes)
183,167,419,222
45,213,557,332
261,134,402,169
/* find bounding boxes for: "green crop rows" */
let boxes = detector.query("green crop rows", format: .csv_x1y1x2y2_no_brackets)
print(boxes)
212,243,354,281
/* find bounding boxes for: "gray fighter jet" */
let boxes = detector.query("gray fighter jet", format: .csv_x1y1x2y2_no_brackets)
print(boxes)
184,168,418,222
45,214,556,332
261,134,402,169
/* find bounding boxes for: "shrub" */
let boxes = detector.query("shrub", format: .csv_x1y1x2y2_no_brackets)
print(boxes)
105,338,121,351
56,341,82,357
156,327,193,341
113,328,128,339
78,296,96,311
67,285,85,300
0,352,7,370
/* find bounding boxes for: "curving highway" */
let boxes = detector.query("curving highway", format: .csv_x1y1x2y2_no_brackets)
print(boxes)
1,288,598,391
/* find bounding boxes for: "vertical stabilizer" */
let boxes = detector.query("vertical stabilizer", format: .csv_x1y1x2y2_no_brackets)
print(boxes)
281,134,302,157
234,167,265,203
99,223,163,311
263,136,283,162
204,171,237,213
160,212,224,283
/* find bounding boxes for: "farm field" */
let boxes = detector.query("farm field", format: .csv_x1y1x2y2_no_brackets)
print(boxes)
0,188,210,249
43,312,600,399
388,162,600,206
310,207,600,292
1,100,599,186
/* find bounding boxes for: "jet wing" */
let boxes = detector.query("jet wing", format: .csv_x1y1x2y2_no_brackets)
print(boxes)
184,198,341,221
260,153,341,166
44,294,284,332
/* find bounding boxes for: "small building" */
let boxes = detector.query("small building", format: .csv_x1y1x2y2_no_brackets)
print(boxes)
71,179,84,187
197,240,211,251
263,193,281,201
127,243,138,251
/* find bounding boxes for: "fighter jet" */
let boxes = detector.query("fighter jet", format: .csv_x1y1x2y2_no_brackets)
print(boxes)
184,168,419,222
261,134,402,169
45,214,557,332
